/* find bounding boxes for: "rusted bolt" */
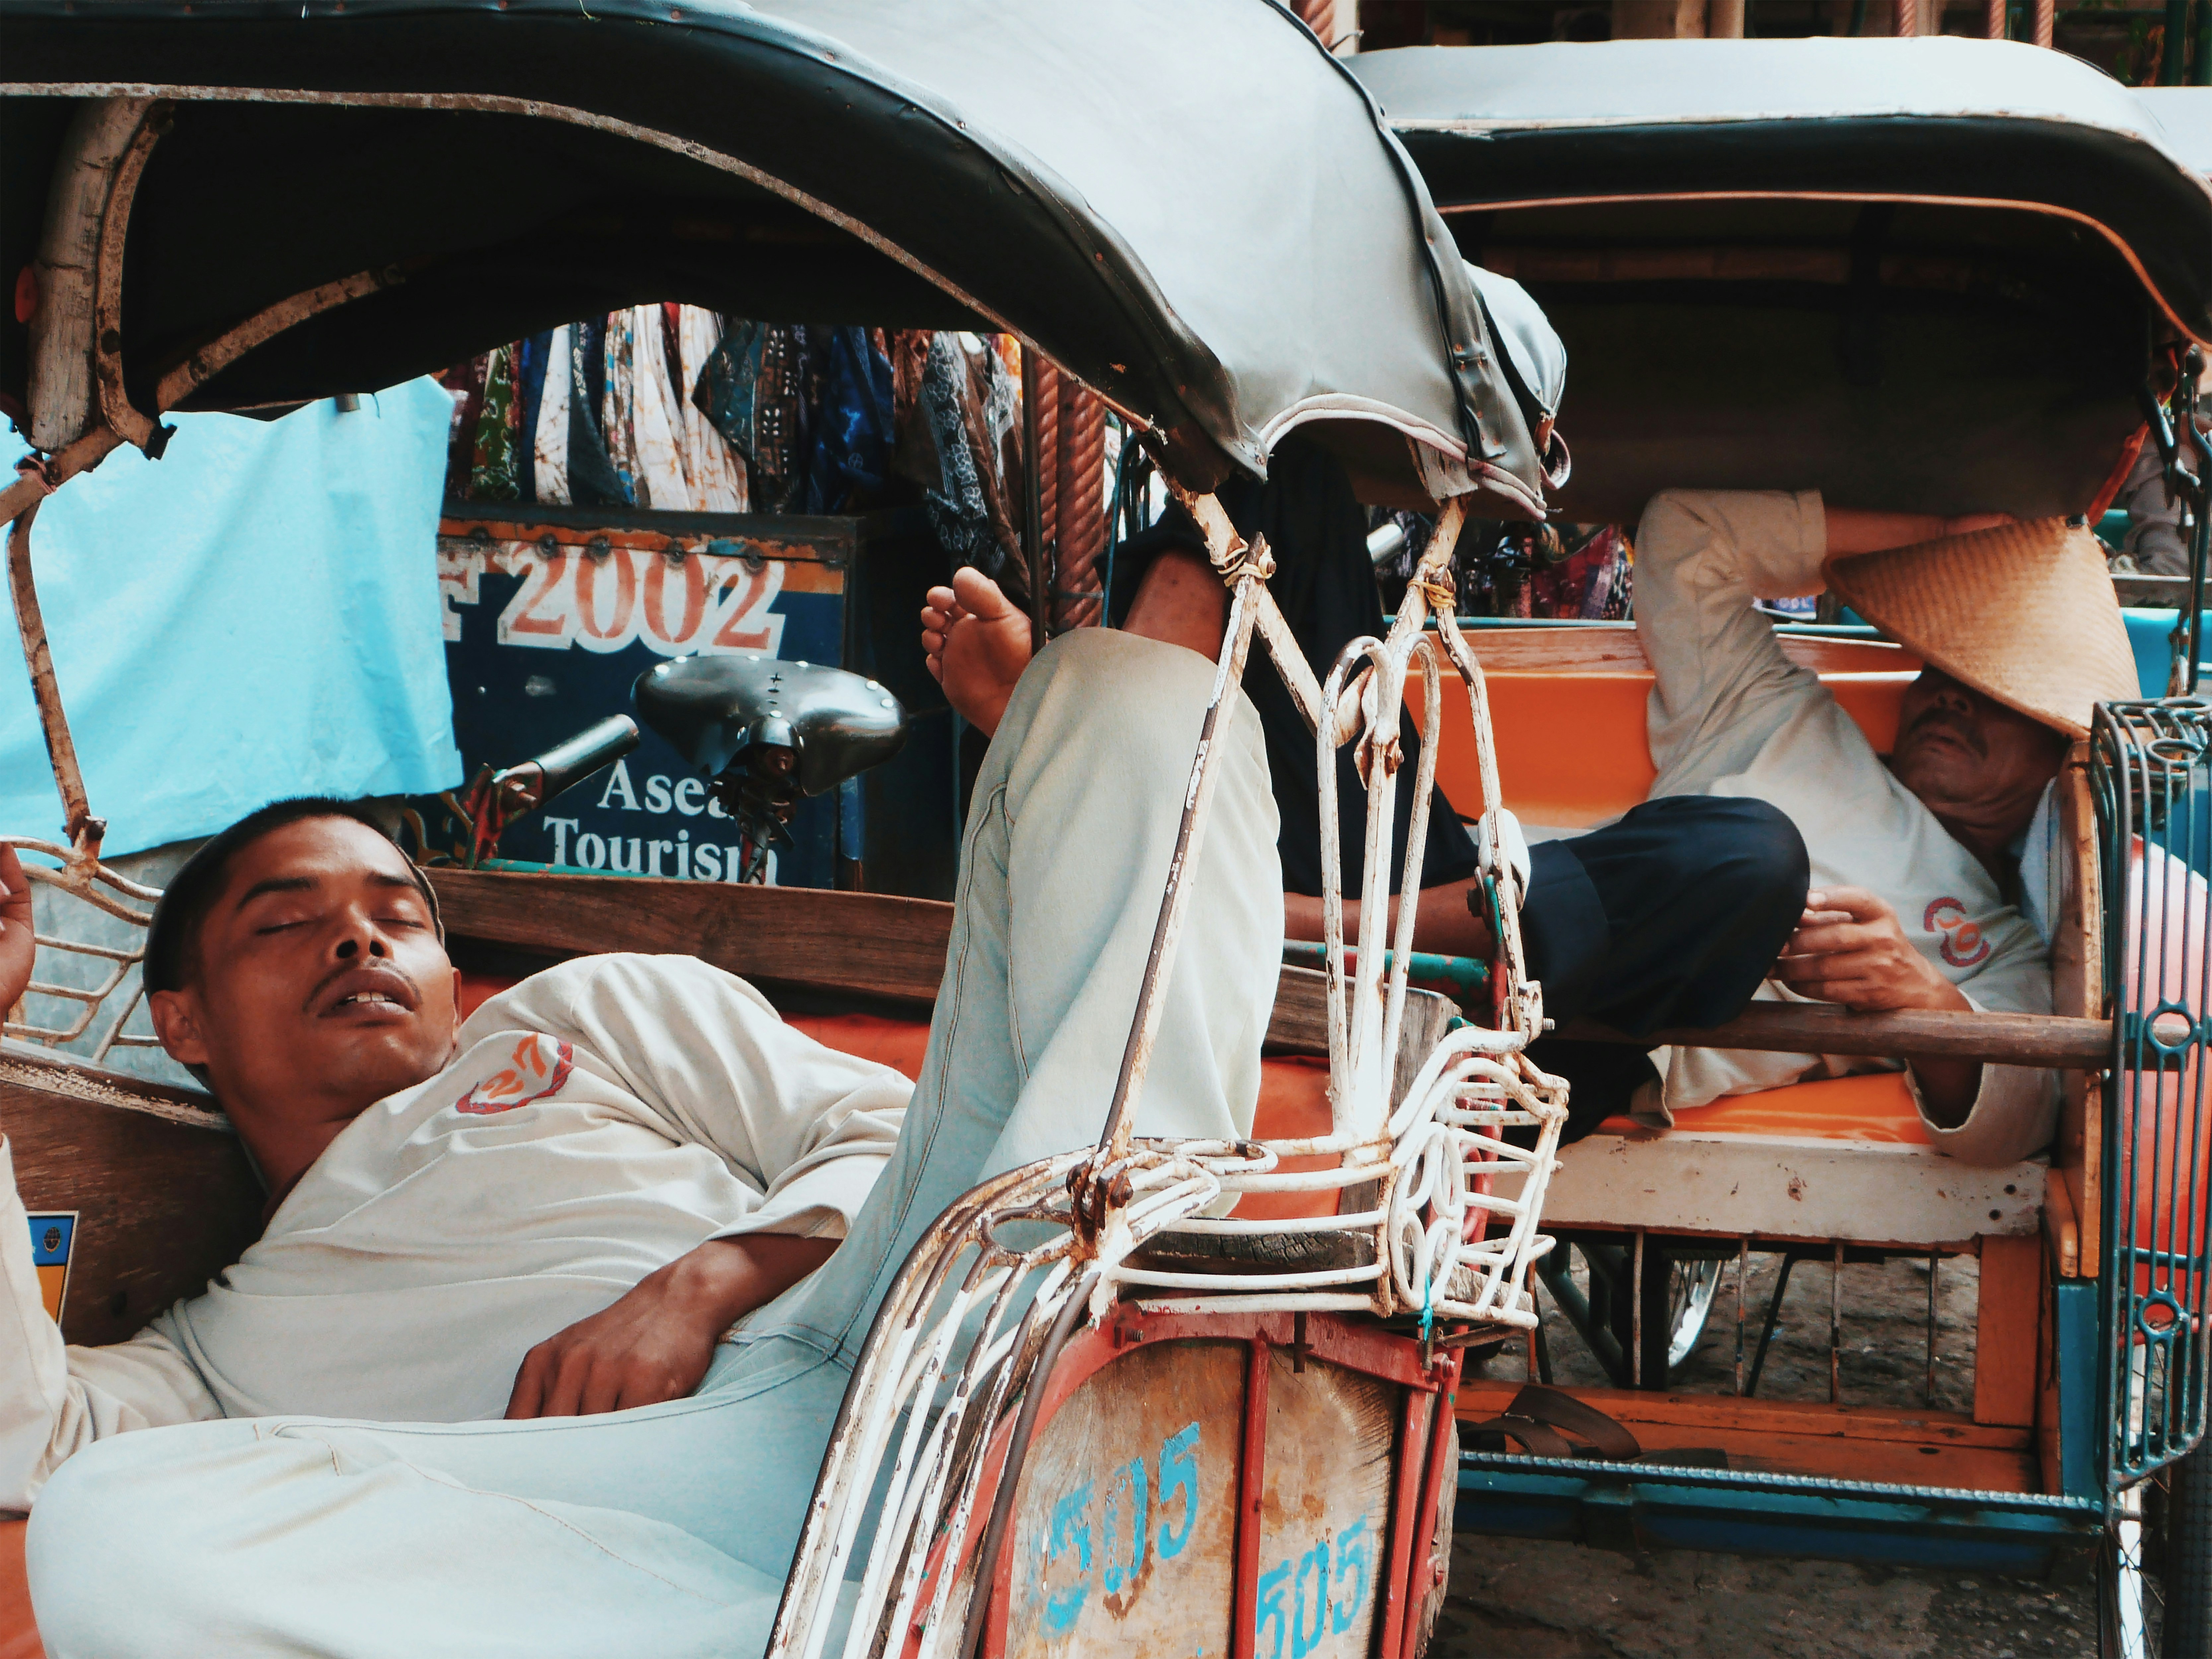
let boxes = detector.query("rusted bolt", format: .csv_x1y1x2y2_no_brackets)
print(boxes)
587,535,613,564
539,534,558,558
98,328,122,355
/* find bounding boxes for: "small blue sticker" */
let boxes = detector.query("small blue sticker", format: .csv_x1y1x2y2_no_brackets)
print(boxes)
28,1214,73,1267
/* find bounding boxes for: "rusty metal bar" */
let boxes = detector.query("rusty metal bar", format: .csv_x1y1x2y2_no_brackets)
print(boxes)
1019,346,1049,655
1555,1000,2110,1069
153,265,402,414
1094,562,1266,1163
91,101,171,452
7,505,102,865
1830,1239,1845,1406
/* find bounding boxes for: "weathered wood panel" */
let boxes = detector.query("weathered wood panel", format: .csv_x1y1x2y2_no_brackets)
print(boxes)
439,868,1456,1062
431,869,955,1006
1256,1349,1398,1659
1438,624,1910,678
0,1058,259,1347
1006,1341,1243,1659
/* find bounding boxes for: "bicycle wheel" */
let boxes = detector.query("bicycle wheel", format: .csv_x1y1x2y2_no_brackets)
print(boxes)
2102,1448,2212,1659
1666,1258,1726,1374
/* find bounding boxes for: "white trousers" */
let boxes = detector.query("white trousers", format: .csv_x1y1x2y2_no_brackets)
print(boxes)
27,629,1283,1658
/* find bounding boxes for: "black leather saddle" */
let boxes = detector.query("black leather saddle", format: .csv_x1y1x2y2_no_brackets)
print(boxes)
632,655,908,799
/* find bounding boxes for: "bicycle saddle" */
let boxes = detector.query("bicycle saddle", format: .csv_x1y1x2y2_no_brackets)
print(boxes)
632,655,908,797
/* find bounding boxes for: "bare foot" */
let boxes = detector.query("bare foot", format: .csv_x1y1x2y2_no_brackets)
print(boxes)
920,566,1033,737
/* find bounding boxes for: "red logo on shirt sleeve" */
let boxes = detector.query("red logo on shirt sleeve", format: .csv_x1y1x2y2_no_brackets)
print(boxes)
454,1035,575,1115
1922,897,1993,969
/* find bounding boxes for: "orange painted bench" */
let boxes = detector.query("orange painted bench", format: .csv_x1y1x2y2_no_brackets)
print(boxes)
1414,624,1916,826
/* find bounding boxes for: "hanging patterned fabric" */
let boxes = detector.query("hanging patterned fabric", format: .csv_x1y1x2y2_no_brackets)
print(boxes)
438,353,488,499
1526,523,1634,620
674,305,748,514
602,311,641,506
513,332,551,507
624,302,690,511
696,321,807,513
469,342,524,502
566,318,629,509
805,327,897,515
918,331,1026,593
531,323,573,506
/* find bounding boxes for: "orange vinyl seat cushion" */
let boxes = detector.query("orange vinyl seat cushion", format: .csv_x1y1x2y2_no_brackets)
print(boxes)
1418,662,1915,827
1594,1069,1931,1146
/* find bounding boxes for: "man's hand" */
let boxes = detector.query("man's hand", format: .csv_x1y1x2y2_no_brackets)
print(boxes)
1773,887,1970,1014
504,1232,836,1419
1773,886,1981,1128
0,845,34,1017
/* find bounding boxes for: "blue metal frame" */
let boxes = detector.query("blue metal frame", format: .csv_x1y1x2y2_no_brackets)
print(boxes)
1457,1455,2101,1574
2091,701,2212,1499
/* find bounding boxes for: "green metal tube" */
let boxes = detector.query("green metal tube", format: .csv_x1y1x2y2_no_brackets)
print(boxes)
2165,0,2193,85
1280,939,1490,995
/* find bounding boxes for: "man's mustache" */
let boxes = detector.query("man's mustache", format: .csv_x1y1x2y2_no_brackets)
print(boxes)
1903,703,1987,758
304,959,422,1015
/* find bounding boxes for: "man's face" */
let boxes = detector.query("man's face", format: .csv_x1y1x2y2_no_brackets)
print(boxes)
1889,668,2066,829
149,817,460,1122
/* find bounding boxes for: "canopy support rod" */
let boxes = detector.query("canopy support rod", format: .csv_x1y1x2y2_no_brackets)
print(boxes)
1090,544,1267,1169
0,263,406,535
90,100,174,454
5,504,102,869
27,97,156,452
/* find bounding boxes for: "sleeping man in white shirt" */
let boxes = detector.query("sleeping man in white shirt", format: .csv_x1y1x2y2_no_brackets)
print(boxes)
1598,489,2140,1163
2,595,1283,1657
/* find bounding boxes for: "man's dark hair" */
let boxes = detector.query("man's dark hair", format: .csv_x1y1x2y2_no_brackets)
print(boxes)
143,798,442,996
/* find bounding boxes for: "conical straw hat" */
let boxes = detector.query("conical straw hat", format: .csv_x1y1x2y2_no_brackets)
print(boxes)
1825,518,2139,740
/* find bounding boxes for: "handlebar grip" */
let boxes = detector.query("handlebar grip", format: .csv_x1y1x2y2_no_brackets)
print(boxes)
514,714,641,805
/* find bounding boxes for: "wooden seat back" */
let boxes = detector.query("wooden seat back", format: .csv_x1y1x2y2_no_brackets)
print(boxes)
1412,624,1918,826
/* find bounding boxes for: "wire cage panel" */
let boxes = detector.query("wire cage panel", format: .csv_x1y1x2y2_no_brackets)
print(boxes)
2092,699,2212,1492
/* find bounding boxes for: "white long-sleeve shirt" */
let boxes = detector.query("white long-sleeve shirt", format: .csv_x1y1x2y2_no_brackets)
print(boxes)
1634,489,2060,1165
0,952,910,1510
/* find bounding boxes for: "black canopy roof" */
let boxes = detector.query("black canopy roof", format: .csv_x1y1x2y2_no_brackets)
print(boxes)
0,0,1554,506
1353,37,2212,523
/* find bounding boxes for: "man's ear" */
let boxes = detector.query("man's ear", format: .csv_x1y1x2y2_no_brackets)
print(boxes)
148,987,210,1066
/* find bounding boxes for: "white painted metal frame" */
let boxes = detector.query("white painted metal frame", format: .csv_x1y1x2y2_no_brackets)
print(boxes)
763,495,1568,1659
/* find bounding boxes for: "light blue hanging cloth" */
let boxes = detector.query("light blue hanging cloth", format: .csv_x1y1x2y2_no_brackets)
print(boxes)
1,379,462,858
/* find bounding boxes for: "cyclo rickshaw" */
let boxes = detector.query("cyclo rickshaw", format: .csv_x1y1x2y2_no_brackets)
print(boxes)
1350,34,2212,1656
0,3,1577,1654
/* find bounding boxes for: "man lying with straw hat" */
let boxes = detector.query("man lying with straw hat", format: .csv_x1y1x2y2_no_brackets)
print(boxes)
1602,489,2141,1165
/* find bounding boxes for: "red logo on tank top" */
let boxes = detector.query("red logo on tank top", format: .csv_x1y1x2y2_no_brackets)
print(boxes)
454,1034,574,1115
1922,897,1992,969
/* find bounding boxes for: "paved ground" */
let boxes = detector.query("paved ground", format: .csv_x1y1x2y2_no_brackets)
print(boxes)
1435,1251,2099,1658
1433,1537,2095,1658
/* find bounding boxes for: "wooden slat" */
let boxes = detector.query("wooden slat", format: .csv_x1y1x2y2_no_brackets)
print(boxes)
431,869,954,1005
1441,624,1911,678
0,1069,261,1347
1453,1377,2037,1491
1557,1002,2111,1069
436,869,1444,1061
1975,1234,2042,1430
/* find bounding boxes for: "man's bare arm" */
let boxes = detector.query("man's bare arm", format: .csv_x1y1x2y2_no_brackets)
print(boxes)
1283,876,1494,960
504,1233,837,1419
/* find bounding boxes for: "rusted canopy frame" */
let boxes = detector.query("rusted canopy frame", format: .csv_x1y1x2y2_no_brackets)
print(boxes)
5,94,412,894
